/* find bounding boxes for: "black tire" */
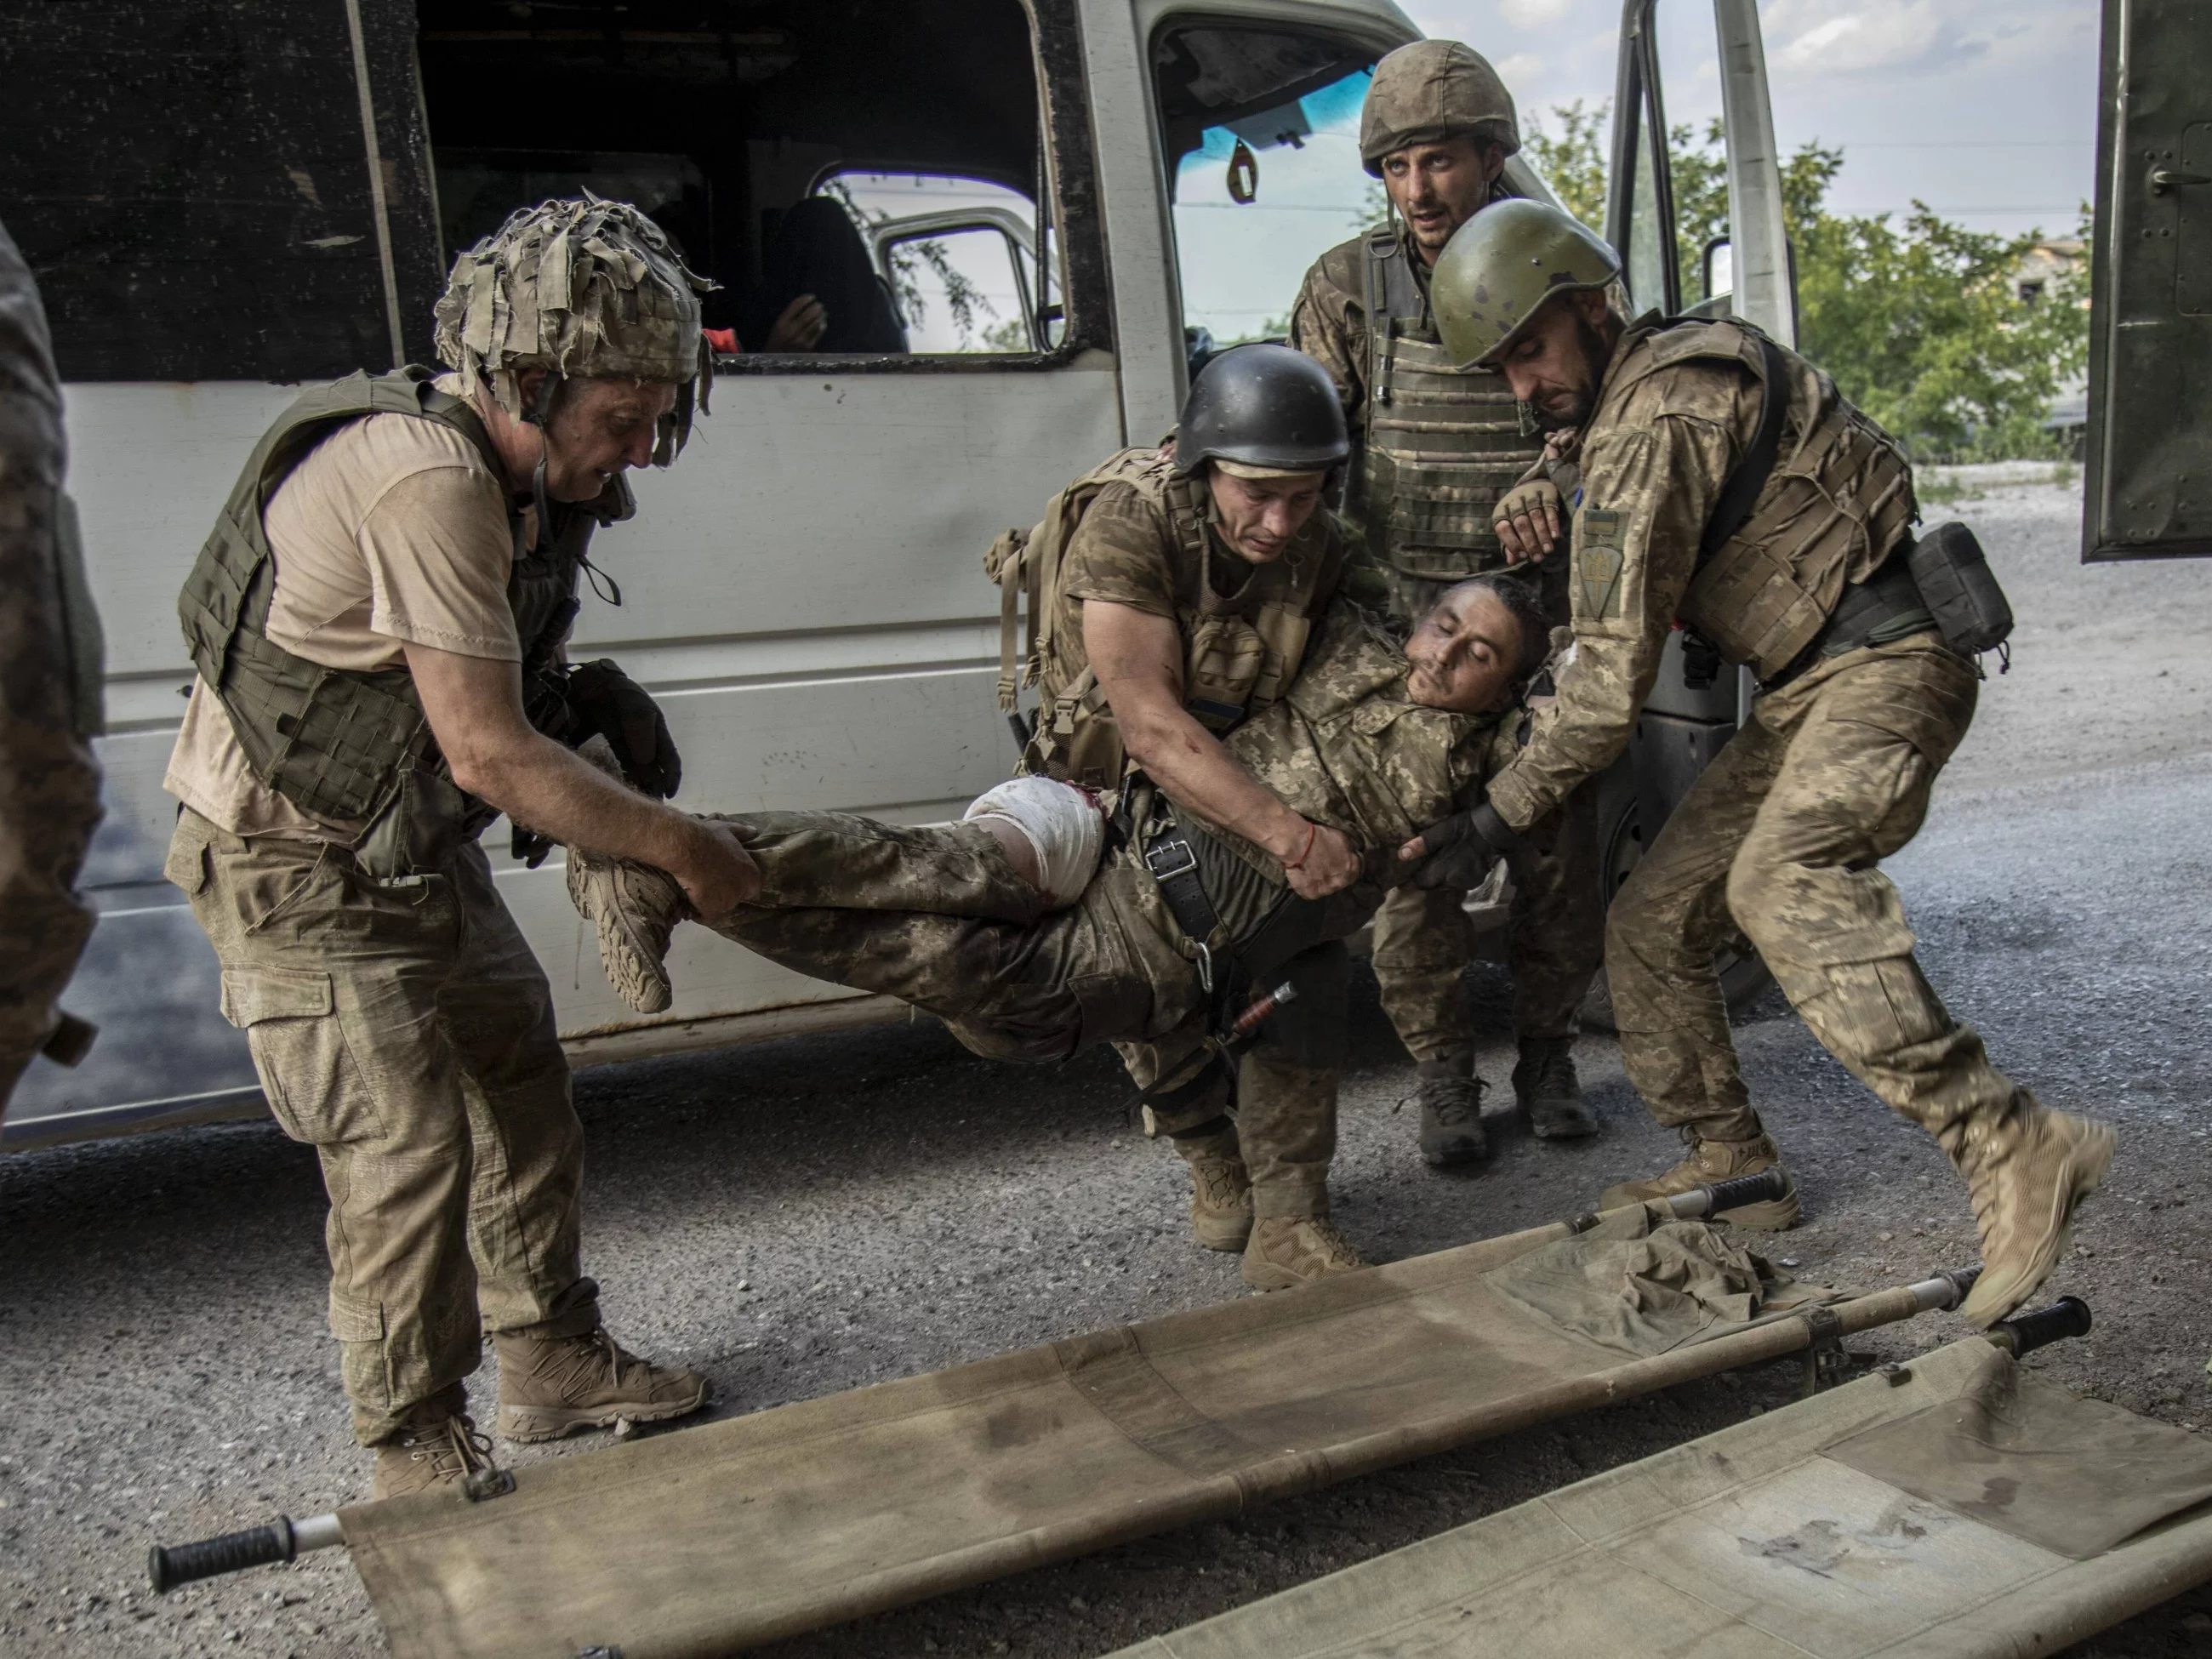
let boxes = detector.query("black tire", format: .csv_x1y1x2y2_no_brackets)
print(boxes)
1579,768,1774,1035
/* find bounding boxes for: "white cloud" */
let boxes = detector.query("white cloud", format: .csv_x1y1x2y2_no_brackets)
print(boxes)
1495,51,1546,84
1760,0,2084,79
1498,0,1576,26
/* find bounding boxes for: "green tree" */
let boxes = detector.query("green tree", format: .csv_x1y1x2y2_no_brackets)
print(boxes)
1522,100,1609,231
1519,104,2088,462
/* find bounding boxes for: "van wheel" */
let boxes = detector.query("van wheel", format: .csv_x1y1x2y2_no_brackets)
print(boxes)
1580,788,1775,1035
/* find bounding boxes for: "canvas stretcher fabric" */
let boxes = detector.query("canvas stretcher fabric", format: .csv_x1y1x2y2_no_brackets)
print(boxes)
1105,1337,2212,1659
333,1206,1954,1659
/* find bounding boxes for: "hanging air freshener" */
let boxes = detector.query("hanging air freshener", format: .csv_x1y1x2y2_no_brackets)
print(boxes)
1226,140,1257,204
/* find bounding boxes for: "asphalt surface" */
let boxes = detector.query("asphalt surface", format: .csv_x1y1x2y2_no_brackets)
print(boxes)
5,470,2212,1656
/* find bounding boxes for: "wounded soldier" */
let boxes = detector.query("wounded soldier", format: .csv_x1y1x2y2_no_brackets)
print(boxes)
565,575,1553,1287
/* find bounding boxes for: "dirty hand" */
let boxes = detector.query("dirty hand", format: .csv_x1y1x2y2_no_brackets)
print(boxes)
1493,478,1564,565
1397,802,1520,891
671,819,761,918
764,294,829,352
1283,820,1361,899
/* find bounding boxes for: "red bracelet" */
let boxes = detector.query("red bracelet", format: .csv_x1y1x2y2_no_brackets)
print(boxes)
1282,820,1320,872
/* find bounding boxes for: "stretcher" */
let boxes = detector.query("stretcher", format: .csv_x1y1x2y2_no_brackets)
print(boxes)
149,1172,1991,1659
1107,1304,2212,1659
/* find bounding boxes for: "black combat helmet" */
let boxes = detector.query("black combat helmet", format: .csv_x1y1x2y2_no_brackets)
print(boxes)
1172,343,1351,475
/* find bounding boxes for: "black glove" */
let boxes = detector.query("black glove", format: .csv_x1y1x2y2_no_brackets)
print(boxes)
565,658,681,798
1408,801,1521,891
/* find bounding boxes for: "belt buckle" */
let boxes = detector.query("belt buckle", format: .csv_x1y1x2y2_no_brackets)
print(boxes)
1144,835,1199,882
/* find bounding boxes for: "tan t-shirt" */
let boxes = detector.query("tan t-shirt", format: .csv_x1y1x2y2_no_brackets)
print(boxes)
165,384,522,841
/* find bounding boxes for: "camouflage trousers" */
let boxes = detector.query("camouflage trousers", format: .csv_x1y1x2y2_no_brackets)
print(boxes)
1374,565,1604,1065
1605,637,2018,1143
168,808,601,1445
704,812,1343,1219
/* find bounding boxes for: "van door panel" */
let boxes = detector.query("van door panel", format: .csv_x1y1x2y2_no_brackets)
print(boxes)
2083,0,2212,560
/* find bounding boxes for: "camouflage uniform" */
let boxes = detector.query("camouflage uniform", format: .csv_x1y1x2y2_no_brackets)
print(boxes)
1291,224,1600,1085
1485,315,2026,1158
0,218,102,1123
708,606,1508,1220
1022,455,1348,1217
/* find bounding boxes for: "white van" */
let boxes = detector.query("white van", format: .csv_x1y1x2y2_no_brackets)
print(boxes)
2,0,1797,1149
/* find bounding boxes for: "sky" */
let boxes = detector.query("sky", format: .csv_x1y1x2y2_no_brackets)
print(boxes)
1167,0,2101,341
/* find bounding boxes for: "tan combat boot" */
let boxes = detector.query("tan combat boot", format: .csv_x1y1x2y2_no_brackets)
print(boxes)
567,848,689,1015
1172,1126,1253,1252
1241,1216,1368,1291
1945,1095,2115,1329
370,1411,499,1502
1599,1129,1801,1229
495,1327,710,1443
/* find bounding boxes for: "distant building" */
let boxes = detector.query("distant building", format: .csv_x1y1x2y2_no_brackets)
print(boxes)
2016,237,2085,306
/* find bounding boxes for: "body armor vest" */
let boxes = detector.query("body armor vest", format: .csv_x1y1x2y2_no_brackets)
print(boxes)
1355,227,1544,582
983,449,1342,791
177,367,630,876
1598,319,1917,681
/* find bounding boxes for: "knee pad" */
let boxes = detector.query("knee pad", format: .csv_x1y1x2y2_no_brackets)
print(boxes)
963,778,1104,909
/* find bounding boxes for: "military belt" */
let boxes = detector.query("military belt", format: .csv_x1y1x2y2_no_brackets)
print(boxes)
1143,828,1224,993
1769,556,1935,689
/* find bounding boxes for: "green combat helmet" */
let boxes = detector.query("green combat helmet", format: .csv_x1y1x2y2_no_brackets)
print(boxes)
1430,198,1622,368
431,192,715,466
1359,40,1519,176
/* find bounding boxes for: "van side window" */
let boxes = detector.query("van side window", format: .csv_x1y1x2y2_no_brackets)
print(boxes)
2,0,1099,382
419,0,1091,372
1151,26,1378,373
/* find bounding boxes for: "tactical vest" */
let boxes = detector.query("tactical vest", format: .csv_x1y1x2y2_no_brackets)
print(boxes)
1355,227,1545,583
177,367,630,877
1598,318,1918,682
983,449,1342,791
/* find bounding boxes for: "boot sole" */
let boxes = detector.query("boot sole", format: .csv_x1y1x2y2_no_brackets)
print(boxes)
498,1384,707,1445
1240,1258,1360,1291
1421,1140,1488,1168
1960,1118,2116,1329
1193,1217,1254,1252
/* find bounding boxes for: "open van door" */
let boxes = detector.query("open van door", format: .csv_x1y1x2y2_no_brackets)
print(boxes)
2082,0,2212,562
1592,0,1792,1012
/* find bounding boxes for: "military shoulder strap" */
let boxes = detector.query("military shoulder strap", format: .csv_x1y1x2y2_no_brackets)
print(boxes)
982,447,1184,716
1698,335,1791,562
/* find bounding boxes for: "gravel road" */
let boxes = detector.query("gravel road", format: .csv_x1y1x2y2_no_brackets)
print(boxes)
4,472,2211,1656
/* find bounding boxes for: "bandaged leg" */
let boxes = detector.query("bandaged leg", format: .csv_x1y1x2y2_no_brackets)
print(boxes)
961,777,1104,910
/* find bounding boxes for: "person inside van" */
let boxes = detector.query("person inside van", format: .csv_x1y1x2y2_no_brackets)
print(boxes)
565,575,1558,1291
738,195,909,354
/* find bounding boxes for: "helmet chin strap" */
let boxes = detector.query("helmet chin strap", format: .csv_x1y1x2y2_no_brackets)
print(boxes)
523,372,562,554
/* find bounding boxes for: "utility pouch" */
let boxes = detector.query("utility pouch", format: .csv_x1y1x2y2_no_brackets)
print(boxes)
1184,615,1265,732
1907,522,2014,658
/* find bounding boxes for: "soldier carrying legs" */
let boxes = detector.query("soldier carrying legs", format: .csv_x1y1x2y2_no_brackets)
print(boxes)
1411,200,2112,1327
162,199,755,1496
1289,42,1602,1167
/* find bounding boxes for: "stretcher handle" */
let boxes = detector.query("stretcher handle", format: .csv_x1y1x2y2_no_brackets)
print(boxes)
1689,1168,1789,1217
147,1513,342,1593
1987,1295,2091,1358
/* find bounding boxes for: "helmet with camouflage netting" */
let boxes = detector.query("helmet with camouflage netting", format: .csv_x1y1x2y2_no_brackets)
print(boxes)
1360,40,1520,178
433,192,715,465
1430,198,1622,368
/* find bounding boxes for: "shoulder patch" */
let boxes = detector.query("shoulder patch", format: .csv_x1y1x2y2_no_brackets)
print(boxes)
1576,508,1626,622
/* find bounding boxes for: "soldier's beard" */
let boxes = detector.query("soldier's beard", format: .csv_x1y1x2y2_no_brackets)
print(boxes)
1529,320,1611,432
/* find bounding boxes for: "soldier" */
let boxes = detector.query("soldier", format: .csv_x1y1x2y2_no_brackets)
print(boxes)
162,198,756,1495
990,343,1368,1286
1413,199,2113,1327
569,577,1555,1290
0,217,103,1124
1289,41,1602,1168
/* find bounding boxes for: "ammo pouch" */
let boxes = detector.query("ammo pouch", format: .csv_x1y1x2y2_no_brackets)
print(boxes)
1907,521,2014,659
